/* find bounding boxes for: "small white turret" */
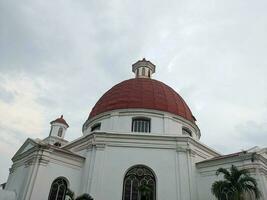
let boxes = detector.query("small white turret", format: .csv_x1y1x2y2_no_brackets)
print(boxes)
132,58,156,79
43,115,69,146
49,115,69,138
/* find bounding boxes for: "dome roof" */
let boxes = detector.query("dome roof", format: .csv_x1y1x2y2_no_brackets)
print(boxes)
89,78,196,123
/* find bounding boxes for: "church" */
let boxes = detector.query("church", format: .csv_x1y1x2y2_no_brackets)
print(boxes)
1,59,267,200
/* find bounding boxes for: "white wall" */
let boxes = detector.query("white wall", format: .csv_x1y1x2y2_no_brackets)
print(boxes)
30,161,83,200
80,144,197,200
196,160,267,200
84,109,200,140
5,165,32,199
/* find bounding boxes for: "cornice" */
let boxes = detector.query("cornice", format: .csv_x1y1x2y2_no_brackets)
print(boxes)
10,143,85,173
196,152,267,170
63,132,219,157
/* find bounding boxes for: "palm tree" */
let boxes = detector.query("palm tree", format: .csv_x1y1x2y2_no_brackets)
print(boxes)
75,193,93,200
64,189,93,200
211,165,261,200
65,188,75,200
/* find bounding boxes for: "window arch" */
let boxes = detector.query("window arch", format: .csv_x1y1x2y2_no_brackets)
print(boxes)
182,127,192,137
122,165,156,200
58,128,63,137
132,117,151,133
48,177,68,200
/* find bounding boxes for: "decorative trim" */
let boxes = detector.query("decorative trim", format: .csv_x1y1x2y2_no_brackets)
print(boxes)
63,132,220,158
82,108,199,135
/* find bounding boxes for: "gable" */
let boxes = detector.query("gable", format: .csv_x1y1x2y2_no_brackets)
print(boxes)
12,138,38,160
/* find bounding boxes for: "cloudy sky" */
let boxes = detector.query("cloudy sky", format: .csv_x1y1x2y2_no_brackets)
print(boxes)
0,0,267,183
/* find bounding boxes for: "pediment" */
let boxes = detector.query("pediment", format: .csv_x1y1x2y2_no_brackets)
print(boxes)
12,138,38,160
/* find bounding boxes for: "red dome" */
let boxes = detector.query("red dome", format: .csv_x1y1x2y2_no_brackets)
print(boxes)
89,78,196,123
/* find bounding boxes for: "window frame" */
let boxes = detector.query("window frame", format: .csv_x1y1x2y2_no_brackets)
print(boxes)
91,123,101,132
131,117,151,133
48,177,68,200
122,165,156,200
182,127,192,137
58,127,63,137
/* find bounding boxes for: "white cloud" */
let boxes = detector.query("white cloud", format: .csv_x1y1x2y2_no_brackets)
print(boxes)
0,74,45,136
0,0,267,182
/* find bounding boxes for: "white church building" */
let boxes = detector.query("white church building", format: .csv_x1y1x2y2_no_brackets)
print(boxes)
1,59,267,200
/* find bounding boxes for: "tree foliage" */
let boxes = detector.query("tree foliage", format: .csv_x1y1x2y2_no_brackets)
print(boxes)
75,193,94,200
64,189,93,200
211,165,261,200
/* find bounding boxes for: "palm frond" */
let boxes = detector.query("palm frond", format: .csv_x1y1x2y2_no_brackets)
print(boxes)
211,180,232,199
212,165,262,200
242,182,261,199
216,168,231,181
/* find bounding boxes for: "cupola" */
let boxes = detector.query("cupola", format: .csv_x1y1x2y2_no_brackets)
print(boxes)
132,58,155,78
43,115,69,146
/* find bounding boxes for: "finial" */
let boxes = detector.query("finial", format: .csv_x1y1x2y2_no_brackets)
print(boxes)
132,59,156,79
60,115,63,118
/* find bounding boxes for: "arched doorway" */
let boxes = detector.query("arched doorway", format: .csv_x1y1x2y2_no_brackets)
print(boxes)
122,165,156,200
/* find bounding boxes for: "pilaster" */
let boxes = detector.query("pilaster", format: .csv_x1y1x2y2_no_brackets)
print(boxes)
176,143,197,200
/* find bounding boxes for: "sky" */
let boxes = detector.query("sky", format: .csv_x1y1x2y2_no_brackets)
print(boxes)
0,0,267,183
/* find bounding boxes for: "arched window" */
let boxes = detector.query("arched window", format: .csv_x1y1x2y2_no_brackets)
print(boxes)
148,70,151,78
48,177,68,200
142,67,146,76
122,165,156,200
58,128,63,137
182,127,192,137
132,118,151,133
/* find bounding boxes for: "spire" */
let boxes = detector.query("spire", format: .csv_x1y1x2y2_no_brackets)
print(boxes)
132,58,156,79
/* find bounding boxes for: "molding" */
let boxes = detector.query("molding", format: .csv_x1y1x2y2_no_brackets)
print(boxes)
10,139,86,173
82,108,200,135
196,153,267,177
196,152,267,168
83,113,111,131
12,138,38,161
43,136,69,143
63,132,220,157
196,153,253,168
176,144,188,153
176,144,197,157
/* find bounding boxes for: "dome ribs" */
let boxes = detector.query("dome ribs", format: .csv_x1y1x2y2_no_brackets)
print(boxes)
154,80,168,111
141,79,155,109
88,78,195,123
